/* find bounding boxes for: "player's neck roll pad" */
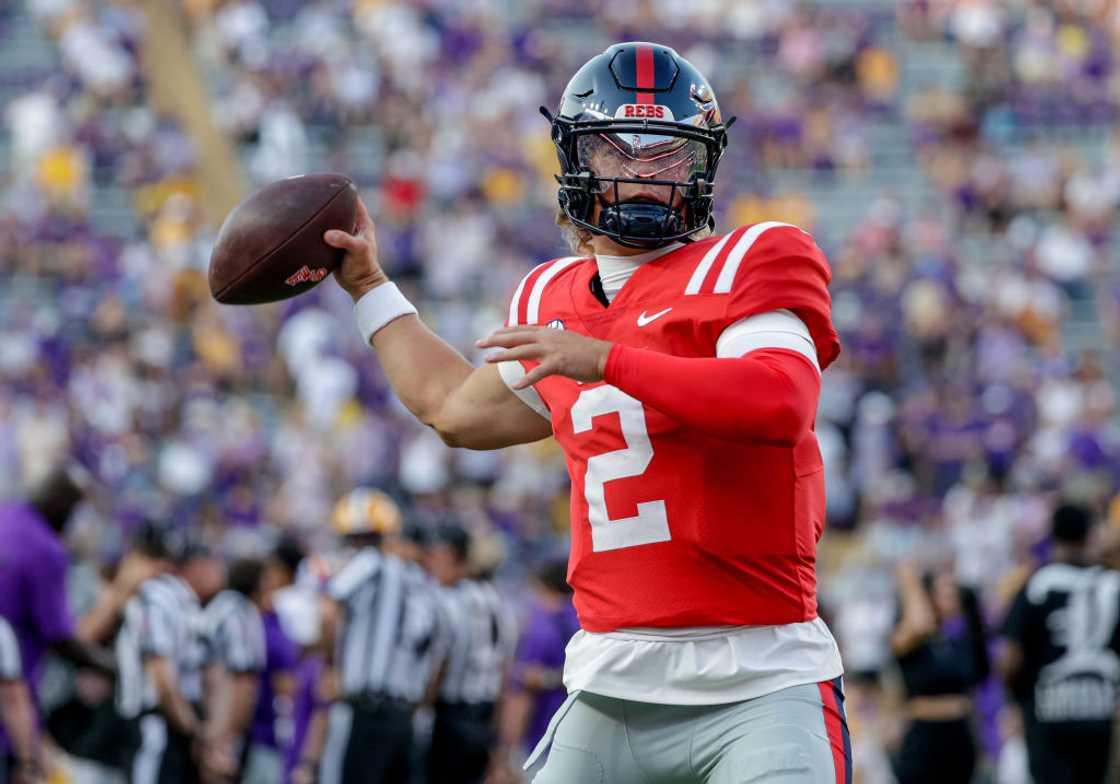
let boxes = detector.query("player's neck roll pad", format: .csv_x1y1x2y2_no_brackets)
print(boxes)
598,202,682,246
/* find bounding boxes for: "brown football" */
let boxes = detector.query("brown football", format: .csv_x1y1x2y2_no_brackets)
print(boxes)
208,173,358,305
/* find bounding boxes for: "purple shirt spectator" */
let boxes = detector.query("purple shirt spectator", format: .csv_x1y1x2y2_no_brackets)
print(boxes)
511,598,579,752
250,610,299,749
0,501,76,753
0,502,75,685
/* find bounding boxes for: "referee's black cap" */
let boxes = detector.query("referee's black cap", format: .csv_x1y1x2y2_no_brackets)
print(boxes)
167,531,214,565
228,557,265,598
271,534,306,577
402,521,430,548
128,519,174,560
431,523,470,563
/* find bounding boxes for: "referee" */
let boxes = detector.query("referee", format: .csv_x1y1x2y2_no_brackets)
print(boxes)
295,489,447,784
116,539,221,784
427,525,517,784
0,616,40,784
200,558,268,783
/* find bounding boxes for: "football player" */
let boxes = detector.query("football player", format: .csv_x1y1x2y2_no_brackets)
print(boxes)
325,42,851,783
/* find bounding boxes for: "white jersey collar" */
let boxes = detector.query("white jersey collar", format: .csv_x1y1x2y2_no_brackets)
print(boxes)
595,242,683,302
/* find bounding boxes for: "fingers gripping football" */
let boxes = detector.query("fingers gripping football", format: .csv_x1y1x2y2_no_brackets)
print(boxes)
324,197,388,301
478,327,614,388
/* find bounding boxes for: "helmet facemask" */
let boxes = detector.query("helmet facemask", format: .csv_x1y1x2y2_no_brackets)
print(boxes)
580,131,709,245
549,113,728,249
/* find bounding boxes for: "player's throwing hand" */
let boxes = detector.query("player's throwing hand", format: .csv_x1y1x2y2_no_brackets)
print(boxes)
478,326,614,388
324,197,388,301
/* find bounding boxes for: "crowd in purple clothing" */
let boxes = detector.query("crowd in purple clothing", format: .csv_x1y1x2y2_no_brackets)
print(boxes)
2,0,1119,781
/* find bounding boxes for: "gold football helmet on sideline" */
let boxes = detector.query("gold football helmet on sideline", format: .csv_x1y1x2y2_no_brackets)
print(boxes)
331,488,403,538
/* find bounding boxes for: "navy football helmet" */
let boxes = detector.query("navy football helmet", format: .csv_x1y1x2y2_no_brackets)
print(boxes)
545,42,733,248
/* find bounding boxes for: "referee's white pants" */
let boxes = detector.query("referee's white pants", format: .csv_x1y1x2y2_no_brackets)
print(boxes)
526,679,852,783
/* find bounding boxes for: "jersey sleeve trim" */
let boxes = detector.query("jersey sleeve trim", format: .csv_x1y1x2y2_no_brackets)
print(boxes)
507,260,550,326
507,256,583,326
712,222,803,293
496,361,551,420
716,309,820,373
525,256,582,324
684,229,741,295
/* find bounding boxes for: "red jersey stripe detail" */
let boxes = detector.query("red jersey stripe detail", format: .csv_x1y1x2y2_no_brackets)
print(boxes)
514,263,553,325
635,44,654,104
697,227,748,295
818,681,847,784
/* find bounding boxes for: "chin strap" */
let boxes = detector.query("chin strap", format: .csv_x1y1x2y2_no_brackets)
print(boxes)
597,202,684,248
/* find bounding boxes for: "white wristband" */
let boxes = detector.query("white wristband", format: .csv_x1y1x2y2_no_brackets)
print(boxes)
354,283,418,345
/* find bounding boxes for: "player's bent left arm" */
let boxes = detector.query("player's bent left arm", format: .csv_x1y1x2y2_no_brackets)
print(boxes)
481,315,821,446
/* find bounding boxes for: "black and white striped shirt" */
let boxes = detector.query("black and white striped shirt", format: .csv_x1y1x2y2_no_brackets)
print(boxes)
437,579,516,705
0,616,21,681
116,574,205,719
203,590,266,674
329,548,448,703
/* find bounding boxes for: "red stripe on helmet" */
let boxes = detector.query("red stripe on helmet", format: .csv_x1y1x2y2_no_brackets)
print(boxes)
635,44,654,104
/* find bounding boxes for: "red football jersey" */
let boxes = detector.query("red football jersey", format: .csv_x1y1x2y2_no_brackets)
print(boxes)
506,223,841,633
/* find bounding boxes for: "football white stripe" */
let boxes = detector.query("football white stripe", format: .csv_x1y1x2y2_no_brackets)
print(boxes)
526,256,581,325
684,230,738,295
712,221,800,294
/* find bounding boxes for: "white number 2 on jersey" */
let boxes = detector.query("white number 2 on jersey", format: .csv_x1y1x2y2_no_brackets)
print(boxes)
570,386,670,552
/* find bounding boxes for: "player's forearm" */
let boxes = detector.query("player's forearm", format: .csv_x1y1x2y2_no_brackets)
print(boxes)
0,682,39,767
204,669,232,739
77,586,129,643
603,346,819,445
148,659,199,736
370,315,552,449
368,314,476,427
228,674,259,737
495,689,532,752
207,673,258,744
890,569,938,655
52,637,116,676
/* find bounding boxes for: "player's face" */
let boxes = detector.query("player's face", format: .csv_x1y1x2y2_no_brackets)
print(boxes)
261,558,294,596
426,543,463,586
930,571,960,619
184,555,226,604
578,132,707,208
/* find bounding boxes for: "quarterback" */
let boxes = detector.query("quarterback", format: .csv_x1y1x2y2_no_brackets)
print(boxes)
326,43,851,783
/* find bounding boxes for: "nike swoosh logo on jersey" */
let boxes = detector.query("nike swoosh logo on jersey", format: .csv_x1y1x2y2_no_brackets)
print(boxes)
637,308,672,327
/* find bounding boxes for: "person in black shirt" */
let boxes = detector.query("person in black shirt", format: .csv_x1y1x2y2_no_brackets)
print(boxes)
1001,502,1120,784
890,560,989,784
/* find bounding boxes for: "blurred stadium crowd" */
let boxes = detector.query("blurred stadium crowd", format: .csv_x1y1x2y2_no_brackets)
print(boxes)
1,0,1119,782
